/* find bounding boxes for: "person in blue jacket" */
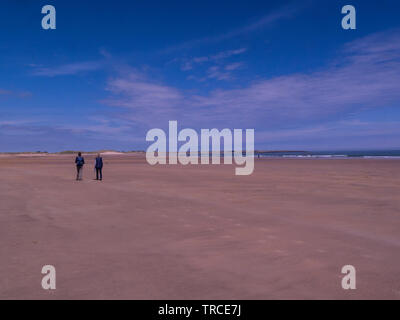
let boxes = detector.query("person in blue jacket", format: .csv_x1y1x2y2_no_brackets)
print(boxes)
95,153,103,181
75,152,85,181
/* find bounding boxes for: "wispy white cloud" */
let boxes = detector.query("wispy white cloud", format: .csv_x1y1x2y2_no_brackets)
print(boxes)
99,48,112,59
180,47,247,72
0,119,35,126
204,66,234,81
101,74,184,127
180,61,194,71
0,88,32,98
210,48,247,60
31,61,103,77
162,3,303,53
224,62,243,71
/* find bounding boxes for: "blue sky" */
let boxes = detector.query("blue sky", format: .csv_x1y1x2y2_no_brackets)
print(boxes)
0,0,400,152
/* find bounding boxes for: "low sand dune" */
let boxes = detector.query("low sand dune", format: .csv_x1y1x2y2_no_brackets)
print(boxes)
0,154,399,299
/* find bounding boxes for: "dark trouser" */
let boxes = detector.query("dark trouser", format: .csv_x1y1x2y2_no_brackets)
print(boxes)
96,168,102,180
76,166,83,180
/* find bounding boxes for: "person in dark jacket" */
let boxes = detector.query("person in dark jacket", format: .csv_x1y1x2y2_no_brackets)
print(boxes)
75,152,85,181
95,153,103,181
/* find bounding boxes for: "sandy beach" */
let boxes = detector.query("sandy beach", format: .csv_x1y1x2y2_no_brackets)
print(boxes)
0,154,399,299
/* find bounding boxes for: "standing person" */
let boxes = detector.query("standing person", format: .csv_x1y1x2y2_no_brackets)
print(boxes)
95,153,103,181
75,152,85,181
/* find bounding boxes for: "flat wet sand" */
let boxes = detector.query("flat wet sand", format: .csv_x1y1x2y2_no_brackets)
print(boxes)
0,154,399,299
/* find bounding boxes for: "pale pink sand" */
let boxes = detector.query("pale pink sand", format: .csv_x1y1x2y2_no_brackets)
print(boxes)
0,154,399,299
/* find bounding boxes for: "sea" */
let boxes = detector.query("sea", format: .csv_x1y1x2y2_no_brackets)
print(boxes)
255,150,400,159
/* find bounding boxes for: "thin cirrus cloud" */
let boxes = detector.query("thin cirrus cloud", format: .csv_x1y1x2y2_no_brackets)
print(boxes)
31,61,103,77
103,29,400,133
204,65,233,81
0,88,32,98
209,48,247,61
102,75,184,127
224,62,243,71
180,48,247,71
162,2,303,53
